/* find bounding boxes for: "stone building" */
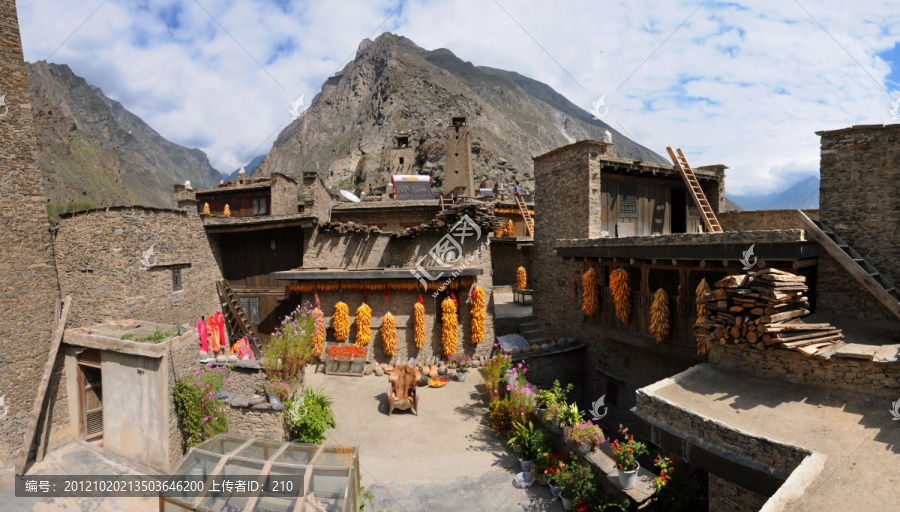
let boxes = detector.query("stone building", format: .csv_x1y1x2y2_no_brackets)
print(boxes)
389,132,415,175
0,0,64,466
443,116,475,197
530,134,900,510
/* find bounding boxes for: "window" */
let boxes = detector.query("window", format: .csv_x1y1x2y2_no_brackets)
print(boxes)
619,185,637,217
688,202,700,218
239,297,260,323
399,157,404,165
171,268,183,292
252,198,267,216
606,380,619,406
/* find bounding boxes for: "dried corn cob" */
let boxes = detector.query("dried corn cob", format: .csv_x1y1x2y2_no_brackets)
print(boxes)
441,297,458,357
413,301,426,349
381,312,397,357
470,286,485,344
582,268,600,316
516,266,527,291
649,288,670,343
609,268,632,323
333,302,349,341
355,303,372,346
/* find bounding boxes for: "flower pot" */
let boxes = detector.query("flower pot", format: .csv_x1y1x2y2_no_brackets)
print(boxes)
267,392,281,405
617,462,640,489
577,443,590,454
534,472,548,486
549,482,561,498
561,496,574,511
519,459,534,472
536,407,546,420
551,418,560,428
512,444,521,454
457,370,468,382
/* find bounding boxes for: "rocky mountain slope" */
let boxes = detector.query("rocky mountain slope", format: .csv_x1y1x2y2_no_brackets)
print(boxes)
255,33,668,194
27,61,221,209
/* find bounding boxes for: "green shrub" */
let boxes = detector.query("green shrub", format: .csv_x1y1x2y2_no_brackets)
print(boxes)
173,365,230,448
264,302,315,384
285,387,335,444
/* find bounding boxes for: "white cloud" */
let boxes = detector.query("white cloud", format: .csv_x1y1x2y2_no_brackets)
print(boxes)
17,0,900,194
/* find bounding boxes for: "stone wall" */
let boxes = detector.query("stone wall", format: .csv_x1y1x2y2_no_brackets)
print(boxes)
709,344,900,398
167,328,201,469
519,347,585,405
815,253,897,321
443,122,474,195
0,0,64,465
818,126,900,287
718,210,814,232
301,172,332,222
490,243,532,287
389,147,415,175
708,473,769,512
227,407,286,442
221,366,268,396
696,165,727,214
54,207,223,329
271,173,299,216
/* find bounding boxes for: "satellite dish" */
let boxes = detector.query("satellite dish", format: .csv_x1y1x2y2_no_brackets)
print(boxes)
340,190,361,203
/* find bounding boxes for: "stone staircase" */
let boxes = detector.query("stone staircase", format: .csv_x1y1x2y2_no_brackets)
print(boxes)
518,315,550,346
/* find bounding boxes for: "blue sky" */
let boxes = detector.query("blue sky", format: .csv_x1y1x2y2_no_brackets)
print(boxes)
17,0,900,195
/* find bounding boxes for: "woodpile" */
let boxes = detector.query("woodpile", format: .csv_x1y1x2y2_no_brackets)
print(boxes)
319,221,382,235
693,268,843,356
393,202,498,239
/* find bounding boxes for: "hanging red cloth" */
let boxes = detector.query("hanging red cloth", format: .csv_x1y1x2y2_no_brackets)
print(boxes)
214,311,226,350
197,317,209,352
207,316,219,352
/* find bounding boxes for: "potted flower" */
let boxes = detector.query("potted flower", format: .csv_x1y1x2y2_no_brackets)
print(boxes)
565,421,605,453
533,450,552,486
610,426,648,489
535,389,555,420
450,353,472,382
506,421,546,472
265,380,291,404
559,402,583,429
544,453,569,498
555,462,595,511
545,402,566,432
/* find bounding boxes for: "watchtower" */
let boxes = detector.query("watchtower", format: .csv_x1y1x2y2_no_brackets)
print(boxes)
390,132,414,175
443,116,475,197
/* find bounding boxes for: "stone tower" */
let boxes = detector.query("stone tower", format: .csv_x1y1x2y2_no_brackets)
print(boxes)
0,0,63,464
390,132,414,175
443,116,475,197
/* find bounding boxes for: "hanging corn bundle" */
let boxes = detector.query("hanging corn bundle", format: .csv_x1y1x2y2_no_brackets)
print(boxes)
470,286,485,344
311,307,326,356
506,219,514,237
441,296,458,357
203,202,210,214
223,204,231,217
609,268,632,323
649,288,671,343
413,301,426,349
495,226,504,238
516,266,527,291
695,278,712,355
355,303,372,346
381,312,397,356
581,268,600,316
333,302,350,341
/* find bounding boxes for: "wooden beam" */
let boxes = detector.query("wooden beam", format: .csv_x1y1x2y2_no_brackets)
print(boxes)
16,296,71,476
35,299,62,463
792,258,818,269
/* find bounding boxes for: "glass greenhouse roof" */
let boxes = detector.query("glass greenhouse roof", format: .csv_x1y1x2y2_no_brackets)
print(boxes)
161,435,359,512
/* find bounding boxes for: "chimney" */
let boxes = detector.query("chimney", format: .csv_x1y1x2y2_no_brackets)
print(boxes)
237,166,247,183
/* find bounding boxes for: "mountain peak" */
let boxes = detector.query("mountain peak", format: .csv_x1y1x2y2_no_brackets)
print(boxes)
255,34,666,195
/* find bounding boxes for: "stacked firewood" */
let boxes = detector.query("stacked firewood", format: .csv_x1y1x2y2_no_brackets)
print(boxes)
693,268,843,356
392,202,498,240
318,221,382,235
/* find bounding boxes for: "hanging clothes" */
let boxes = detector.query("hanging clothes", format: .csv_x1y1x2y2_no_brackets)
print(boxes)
197,317,209,352
231,338,255,360
207,316,220,352
214,311,226,351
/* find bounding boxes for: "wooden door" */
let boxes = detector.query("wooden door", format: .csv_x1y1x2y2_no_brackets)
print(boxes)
76,349,103,442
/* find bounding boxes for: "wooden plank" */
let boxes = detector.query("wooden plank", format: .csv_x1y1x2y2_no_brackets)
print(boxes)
793,342,836,355
761,309,809,323
796,210,900,320
16,296,72,476
764,323,836,333
775,330,841,343
35,299,62,463
779,334,844,349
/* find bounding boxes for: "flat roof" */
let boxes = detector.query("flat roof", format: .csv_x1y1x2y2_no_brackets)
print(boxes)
273,267,483,280
202,213,317,233
634,363,900,511
816,123,900,135
332,200,440,210
555,229,818,261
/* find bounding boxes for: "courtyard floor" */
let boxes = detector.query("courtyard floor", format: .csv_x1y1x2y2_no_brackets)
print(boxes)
305,366,563,511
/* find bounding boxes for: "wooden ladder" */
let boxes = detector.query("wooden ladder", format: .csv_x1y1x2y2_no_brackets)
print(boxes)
666,147,723,233
515,194,534,236
796,210,900,320
216,279,260,342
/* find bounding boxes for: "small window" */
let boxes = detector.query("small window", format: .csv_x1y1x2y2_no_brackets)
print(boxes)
172,268,183,292
251,198,259,215
399,157,404,165
619,185,637,217
239,297,260,323
688,202,700,218
606,380,619,406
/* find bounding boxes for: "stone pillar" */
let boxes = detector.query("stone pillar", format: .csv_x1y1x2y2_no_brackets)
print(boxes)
0,0,64,464
697,165,727,213
443,116,475,196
